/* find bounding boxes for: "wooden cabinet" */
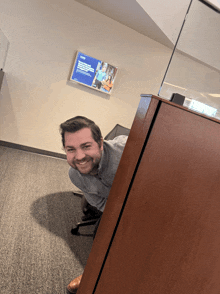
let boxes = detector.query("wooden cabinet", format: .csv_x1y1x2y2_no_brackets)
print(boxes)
78,95,220,294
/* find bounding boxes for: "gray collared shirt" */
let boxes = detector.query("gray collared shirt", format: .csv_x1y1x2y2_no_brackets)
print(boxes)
69,135,128,212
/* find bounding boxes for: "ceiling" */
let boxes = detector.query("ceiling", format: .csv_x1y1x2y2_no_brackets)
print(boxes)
75,0,174,48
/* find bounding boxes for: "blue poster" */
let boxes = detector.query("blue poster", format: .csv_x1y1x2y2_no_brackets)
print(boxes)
71,52,101,87
70,51,118,94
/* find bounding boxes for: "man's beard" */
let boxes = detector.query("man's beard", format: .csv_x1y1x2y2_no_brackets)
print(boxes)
72,156,100,175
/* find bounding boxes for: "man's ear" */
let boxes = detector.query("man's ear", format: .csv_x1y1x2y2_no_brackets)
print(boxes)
99,137,104,151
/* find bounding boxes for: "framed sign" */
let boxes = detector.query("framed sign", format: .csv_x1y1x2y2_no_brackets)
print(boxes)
70,51,118,94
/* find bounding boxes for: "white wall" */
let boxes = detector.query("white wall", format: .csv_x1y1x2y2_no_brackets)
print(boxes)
0,0,172,154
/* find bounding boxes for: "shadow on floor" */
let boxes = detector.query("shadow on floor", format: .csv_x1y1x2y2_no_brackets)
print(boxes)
30,191,95,268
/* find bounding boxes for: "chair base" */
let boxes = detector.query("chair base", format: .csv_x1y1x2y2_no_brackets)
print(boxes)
71,219,98,235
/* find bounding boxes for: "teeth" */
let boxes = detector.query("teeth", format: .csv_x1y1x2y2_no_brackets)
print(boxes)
78,161,87,165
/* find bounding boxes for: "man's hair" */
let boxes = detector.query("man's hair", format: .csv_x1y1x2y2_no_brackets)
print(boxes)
60,116,102,147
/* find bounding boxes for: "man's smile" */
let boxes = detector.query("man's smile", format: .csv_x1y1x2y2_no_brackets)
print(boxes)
77,161,87,165
75,157,91,166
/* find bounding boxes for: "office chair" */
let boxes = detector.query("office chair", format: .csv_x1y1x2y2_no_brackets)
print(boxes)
71,124,130,235
71,194,103,235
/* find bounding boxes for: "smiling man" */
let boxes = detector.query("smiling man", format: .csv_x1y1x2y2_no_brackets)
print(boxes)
65,127,103,175
59,116,127,293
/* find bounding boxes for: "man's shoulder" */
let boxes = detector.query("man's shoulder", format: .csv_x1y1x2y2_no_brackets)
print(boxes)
103,135,128,157
105,135,128,148
100,136,128,179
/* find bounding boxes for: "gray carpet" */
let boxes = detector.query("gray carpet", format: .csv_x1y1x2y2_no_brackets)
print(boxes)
0,146,94,294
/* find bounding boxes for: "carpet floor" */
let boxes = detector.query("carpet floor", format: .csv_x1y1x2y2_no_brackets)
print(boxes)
0,146,94,294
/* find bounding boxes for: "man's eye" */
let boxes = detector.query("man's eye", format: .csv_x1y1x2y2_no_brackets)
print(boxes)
83,145,91,149
67,149,75,153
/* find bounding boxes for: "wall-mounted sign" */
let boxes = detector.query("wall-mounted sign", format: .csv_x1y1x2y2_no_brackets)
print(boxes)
70,51,118,94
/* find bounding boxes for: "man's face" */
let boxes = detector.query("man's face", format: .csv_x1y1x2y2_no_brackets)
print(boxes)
64,128,103,175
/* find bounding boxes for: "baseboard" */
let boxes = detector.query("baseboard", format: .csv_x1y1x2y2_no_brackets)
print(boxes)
0,140,66,159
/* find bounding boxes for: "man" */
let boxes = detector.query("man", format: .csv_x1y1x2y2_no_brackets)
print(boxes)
59,116,127,294
92,64,107,89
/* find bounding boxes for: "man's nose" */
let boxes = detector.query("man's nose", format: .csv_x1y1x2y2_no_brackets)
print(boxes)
75,149,85,160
